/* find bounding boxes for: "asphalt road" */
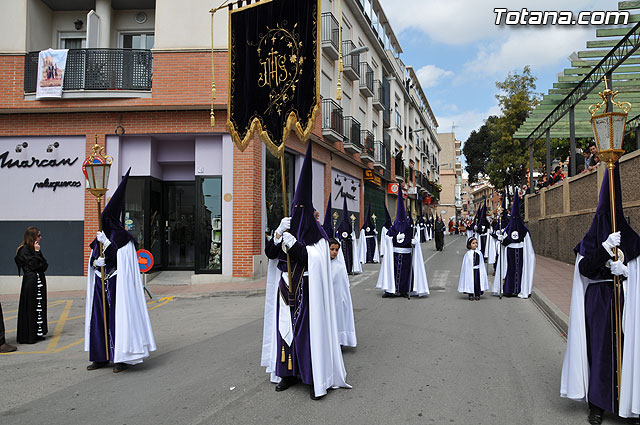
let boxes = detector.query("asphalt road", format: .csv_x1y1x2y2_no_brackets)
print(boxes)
0,235,627,424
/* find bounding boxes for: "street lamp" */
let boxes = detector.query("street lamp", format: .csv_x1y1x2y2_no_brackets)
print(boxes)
84,143,113,361
589,77,631,403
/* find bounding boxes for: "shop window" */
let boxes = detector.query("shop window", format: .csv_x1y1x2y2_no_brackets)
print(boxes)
197,177,222,273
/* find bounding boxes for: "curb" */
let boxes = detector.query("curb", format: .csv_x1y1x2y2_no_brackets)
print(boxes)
530,288,569,338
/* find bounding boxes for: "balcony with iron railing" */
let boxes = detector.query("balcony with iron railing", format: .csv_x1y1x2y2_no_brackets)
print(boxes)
360,130,375,161
372,79,384,111
359,62,374,97
343,116,362,154
322,98,344,143
24,49,152,94
342,40,360,81
373,140,389,171
321,13,340,60
394,156,405,182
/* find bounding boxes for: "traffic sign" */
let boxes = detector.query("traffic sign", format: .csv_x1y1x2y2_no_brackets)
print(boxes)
137,249,154,273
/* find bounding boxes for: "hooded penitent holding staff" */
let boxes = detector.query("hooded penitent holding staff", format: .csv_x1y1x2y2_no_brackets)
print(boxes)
336,197,362,275
261,143,350,400
85,169,156,373
376,184,429,298
358,203,380,264
379,204,393,258
476,203,491,259
561,166,640,424
492,192,535,298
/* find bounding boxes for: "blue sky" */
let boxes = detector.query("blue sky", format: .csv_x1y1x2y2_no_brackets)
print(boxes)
377,0,623,145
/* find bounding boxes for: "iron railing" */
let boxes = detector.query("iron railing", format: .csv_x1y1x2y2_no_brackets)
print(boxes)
321,13,340,52
373,79,383,105
359,62,374,92
361,130,374,157
25,48,152,93
322,98,344,135
343,116,362,148
374,140,389,167
342,40,360,78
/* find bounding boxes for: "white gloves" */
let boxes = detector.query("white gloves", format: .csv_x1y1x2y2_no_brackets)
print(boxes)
282,232,297,250
276,217,291,237
602,231,621,256
96,231,111,249
498,233,505,241
374,229,378,235
607,260,629,278
412,237,419,246
94,257,106,268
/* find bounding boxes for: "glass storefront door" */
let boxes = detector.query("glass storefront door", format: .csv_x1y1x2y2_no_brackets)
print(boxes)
163,182,195,269
196,177,222,273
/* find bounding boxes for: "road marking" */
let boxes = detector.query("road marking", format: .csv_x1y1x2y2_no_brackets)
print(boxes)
148,296,174,311
46,300,73,353
350,271,377,287
4,299,67,319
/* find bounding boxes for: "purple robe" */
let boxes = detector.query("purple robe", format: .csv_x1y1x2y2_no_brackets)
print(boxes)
503,247,524,296
364,230,376,263
340,237,355,274
88,243,117,363
265,237,313,385
391,230,413,295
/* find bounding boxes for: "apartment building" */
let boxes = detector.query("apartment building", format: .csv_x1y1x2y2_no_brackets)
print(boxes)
437,132,462,222
0,0,439,290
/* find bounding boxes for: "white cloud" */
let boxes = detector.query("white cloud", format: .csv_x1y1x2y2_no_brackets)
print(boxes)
436,103,501,145
416,64,453,88
377,0,619,46
461,26,591,79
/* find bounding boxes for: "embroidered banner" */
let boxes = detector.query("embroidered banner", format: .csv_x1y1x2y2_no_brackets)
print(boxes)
227,0,320,157
36,48,69,99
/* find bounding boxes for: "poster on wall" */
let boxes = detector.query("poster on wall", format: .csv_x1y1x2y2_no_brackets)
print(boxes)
331,169,360,212
36,49,68,99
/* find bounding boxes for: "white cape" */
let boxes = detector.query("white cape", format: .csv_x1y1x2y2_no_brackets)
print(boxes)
561,255,640,418
379,226,389,258
331,248,357,347
84,241,156,365
491,233,535,298
487,235,498,265
376,235,429,296
350,231,362,274
358,228,380,264
457,249,489,294
261,239,351,397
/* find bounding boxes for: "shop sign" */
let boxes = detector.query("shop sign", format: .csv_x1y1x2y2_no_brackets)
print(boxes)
331,169,360,212
388,183,398,195
407,186,418,195
363,169,382,187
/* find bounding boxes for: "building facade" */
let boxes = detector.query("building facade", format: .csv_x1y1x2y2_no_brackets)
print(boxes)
0,0,440,291
436,132,461,222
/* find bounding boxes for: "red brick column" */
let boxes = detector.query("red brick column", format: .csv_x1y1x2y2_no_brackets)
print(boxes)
232,137,263,277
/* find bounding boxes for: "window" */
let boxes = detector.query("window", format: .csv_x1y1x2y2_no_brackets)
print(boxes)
58,32,86,49
120,33,155,49
394,102,402,129
197,177,222,273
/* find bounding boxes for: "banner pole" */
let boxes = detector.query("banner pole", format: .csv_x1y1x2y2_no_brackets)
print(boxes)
280,155,293,295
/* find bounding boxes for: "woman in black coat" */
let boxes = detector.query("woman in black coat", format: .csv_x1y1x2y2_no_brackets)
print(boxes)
434,216,446,251
15,226,48,344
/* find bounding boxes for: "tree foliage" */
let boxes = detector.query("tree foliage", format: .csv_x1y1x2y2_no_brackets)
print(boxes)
463,116,498,184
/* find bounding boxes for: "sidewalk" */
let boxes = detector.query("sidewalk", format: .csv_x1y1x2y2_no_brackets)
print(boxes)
530,254,575,337
0,278,267,302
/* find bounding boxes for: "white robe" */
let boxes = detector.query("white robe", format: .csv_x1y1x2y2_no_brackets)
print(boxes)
376,235,429,296
458,249,489,294
84,241,157,365
331,248,357,347
358,228,380,264
379,226,389,258
561,255,640,418
350,231,362,274
491,233,536,298
261,238,351,397
487,234,498,265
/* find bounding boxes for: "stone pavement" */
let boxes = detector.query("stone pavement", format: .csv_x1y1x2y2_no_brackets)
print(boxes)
530,254,575,337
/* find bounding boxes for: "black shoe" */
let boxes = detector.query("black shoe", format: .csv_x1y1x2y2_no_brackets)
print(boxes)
0,343,17,353
381,292,394,298
588,405,604,425
275,376,298,392
475,296,480,301
87,361,109,371
113,363,128,373
309,386,325,400
629,418,640,425
468,295,474,301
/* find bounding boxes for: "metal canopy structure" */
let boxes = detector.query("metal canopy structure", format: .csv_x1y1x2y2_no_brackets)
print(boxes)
513,1,640,185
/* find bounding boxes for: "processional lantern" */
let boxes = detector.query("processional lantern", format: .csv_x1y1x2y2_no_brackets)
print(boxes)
588,77,631,403
85,143,113,361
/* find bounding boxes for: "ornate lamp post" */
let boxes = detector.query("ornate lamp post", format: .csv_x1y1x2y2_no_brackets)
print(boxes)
332,211,339,236
85,144,113,361
350,214,356,235
589,78,631,402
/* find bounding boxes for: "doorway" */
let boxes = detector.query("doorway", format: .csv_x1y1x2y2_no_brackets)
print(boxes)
163,182,195,269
